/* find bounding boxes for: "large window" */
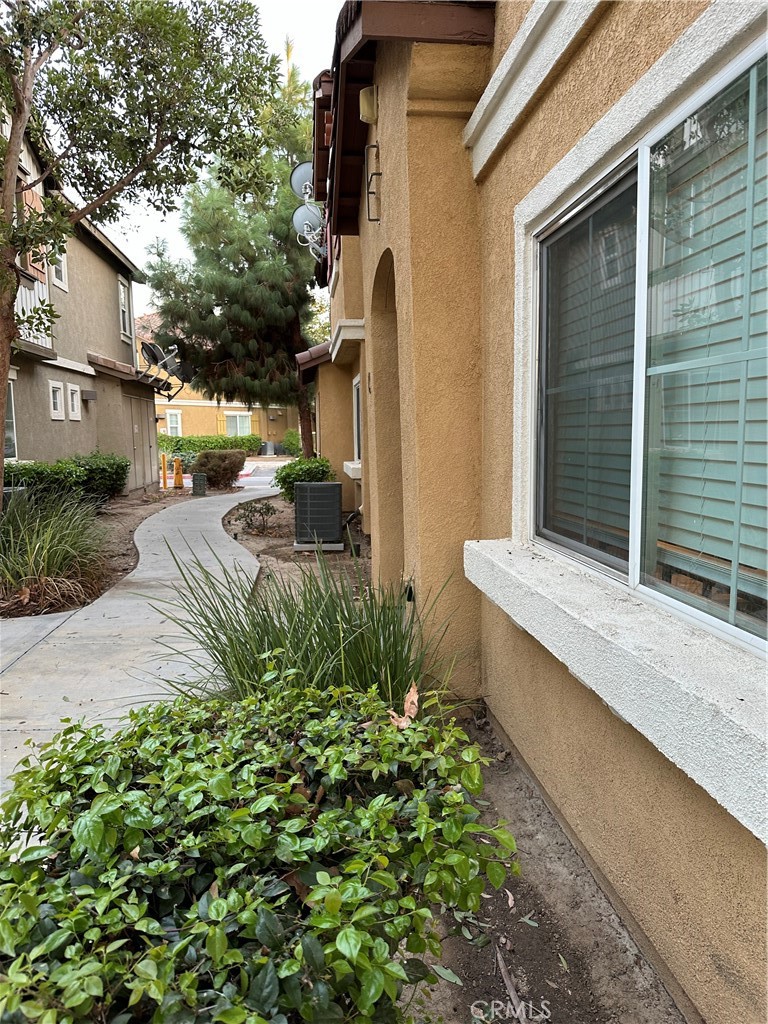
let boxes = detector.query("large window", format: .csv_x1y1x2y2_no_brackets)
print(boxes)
538,56,766,641
118,277,133,341
352,374,362,461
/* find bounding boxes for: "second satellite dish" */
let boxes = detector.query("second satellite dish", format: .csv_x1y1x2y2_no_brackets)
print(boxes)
292,203,323,236
290,162,314,200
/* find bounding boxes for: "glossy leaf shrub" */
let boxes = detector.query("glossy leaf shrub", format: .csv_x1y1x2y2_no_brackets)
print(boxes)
273,458,333,503
0,685,517,1023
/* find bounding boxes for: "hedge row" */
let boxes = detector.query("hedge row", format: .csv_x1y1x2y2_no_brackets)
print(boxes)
157,433,263,456
6,452,131,502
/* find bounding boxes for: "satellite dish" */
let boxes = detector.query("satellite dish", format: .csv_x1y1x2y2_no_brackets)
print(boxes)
292,202,323,236
290,161,314,200
141,341,159,366
176,361,196,384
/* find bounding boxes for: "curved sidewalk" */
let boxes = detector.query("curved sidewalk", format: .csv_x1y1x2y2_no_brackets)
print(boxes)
0,489,268,790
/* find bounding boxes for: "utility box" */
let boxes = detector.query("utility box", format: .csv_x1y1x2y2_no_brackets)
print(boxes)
294,482,343,551
192,473,207,497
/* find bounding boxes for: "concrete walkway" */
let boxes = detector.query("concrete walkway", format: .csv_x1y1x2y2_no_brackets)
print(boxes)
0,488,271,790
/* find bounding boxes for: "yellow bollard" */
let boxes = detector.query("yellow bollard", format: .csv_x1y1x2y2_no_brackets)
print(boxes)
161,452,168,490
173,457,184,489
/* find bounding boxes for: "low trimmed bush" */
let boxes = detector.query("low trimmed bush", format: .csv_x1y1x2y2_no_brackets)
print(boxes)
0,683,518,1023
5,452,130,502
157,432,263,455
71,452,131,500
191,449,246,489
274,457,333,503
0,490,107,615
281,428,302,457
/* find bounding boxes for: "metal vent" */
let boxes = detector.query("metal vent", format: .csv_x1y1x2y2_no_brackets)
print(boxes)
294,482,343,545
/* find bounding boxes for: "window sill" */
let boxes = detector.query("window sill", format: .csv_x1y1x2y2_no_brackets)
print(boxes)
343,460,362,480
464,538,767,843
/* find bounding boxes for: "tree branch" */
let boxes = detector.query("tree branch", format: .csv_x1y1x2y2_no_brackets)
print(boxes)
69,135,172,225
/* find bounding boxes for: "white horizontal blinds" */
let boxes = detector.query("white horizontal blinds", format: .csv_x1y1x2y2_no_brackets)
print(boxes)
540,177,637,567
641,57,767,639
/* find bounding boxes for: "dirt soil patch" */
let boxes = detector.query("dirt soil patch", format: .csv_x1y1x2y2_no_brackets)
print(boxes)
222,495,371,591
99,488,193,590
418,712,686,1024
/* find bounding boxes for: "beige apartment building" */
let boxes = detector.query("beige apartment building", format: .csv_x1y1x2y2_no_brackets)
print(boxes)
305,3,767,1021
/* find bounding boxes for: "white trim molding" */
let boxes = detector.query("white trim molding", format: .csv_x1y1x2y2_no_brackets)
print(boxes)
66,383,81,421
343,460,362,480
48,380,65,421
42,356,96,377
463,0,601,179
331,318,365,364
465,540,768,844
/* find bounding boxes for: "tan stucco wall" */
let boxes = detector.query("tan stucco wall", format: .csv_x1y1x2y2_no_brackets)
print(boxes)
11,361,99,462
482,602,767,1023
51,233,130,366
330,235,365,324
337,40,491,695
328,2,766,1020
315,360,357,511
474,3,765,1021
158,401,297,442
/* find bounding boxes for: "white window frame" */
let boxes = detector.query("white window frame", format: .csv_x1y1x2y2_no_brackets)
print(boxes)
352,373,362,461
48,379,65,421
165,410,182,437
465,28,767,844
5,381,17,460
225,412,251,437
67,383,81,421
50,250,68,291
118,276,133,343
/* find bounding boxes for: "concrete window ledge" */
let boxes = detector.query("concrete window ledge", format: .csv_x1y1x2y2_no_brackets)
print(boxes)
464,539,767,844
343,460,362,480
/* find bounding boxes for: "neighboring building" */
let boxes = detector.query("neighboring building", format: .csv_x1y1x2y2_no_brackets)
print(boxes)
135,313,299,445
307,3,766,1022
7,135,159,491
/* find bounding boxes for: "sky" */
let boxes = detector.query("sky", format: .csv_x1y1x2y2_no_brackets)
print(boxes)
115,0,340,314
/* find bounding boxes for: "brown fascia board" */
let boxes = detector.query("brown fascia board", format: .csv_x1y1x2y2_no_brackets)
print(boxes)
340,0,495,64
328,2,495,236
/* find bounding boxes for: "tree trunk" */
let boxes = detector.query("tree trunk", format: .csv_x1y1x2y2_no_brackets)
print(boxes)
297,382,314,458
0,260,21,497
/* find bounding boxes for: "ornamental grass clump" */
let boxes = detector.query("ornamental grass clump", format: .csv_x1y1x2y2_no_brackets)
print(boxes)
159,549,450,707
0,491,107,616
0,682,518,1023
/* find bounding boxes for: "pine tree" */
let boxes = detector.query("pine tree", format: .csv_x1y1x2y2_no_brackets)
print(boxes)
146,52,322,455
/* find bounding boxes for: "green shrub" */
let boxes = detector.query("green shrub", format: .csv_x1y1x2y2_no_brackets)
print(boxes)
281,428,302,457
157,432,263,455
191,449,246,489
0,684,517,1023
0,490,107,615
71,451,131,500
6,452,131,501
235,498,278,535
274,456,333,503
5,458,87,495
160,550,450,707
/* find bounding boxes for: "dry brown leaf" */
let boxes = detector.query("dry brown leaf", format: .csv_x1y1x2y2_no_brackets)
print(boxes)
209,880,219,899
19,587,30,606
129,846,140,861
403,682,419,720
282,870,310,901
504,888,515,909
